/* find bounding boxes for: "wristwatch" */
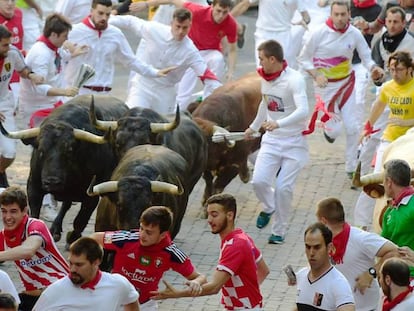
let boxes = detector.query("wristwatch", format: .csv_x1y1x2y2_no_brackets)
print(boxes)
368,267,377,278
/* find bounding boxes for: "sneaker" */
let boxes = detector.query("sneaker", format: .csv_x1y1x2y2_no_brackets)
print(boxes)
323,131,335,143
0,172,9,188
268,234,285,244
256,211,272,229
237,24,247,49
41,204,58,222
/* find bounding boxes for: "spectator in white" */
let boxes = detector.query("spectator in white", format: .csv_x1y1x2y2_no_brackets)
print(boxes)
0,270,20,306
64,0,174,96
0,25,43,189
33,237,139,311
55,0,92,24
293,222,356,311
379,258,414,310
232,0,310,67
298,0,384,179
109,8,221,113
316,197,399,311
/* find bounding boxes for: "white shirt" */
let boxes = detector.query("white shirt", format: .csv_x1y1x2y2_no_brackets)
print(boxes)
0,270,20,304
55,0,92,24
0,46,27,110
392,292,414,311
249,67,308,138
64,20,158,88
32,272,138,311
298,23,376,77
109,15,209,87
296,266,355,310
249,0,308,32
336,227,387,311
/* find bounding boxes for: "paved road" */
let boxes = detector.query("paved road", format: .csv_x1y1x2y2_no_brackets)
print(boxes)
0,8,365,310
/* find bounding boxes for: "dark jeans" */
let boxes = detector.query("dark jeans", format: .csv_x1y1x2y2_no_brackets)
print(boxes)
18,293,40,311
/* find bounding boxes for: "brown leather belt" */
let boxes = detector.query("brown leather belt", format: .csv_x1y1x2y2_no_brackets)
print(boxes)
83,85,112,92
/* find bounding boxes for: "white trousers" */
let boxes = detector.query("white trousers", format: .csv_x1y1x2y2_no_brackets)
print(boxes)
126,77,177,115
316,77,360,173
353,63,368,127
353,139,389,227
176,49,225,110
0,107,17,159
251,134,308,236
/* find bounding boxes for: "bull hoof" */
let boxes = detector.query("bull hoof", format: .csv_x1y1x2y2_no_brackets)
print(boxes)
66,231,82,246
53,233,62,242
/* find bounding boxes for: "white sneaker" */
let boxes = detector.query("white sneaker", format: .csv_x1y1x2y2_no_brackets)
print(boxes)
41,204,58,222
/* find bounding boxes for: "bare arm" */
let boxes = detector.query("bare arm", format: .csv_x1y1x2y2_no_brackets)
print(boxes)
151,270,230,299
124,301,139,311
90,232,105,246
226,42,237,81
23,0,43,18
184,271,207,296
131,0,184,12
338,304,355,311
231,0,250,18
0,235,43,261
257,258,269,285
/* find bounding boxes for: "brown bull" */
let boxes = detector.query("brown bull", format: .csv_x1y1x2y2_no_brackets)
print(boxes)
190,72,262,208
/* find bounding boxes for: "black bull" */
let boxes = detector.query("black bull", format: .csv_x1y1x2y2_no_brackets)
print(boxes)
88,144,188,238
0,95,128,244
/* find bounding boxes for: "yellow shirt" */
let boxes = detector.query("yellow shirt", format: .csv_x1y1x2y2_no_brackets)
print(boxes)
16,0,29,9
380,78,414,141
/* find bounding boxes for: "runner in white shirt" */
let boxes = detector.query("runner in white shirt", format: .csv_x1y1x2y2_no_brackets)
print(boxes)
64,0,174,96
55,0,92,24
0,25,43,188
0,270,20,305
109,8,221,113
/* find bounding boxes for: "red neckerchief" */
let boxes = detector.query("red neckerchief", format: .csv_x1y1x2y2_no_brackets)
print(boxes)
392,186,414,207
326,17,350,34
37,35,61,72
257,60,288,82
82,16,105,38
80,270,102,290
383,286,413,311
199,68,219,82
353,0,376,8
3,214,29,248
330,222,351,264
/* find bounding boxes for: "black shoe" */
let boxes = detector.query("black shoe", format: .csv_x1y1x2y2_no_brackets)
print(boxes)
237,24,247,49
323,131,335,143
0,172,9,188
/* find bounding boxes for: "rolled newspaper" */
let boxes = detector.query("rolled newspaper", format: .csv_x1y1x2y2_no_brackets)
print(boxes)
212,131,261,143
74,64,95,88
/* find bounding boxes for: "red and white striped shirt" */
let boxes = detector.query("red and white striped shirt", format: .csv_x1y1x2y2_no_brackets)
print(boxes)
0,217,69,291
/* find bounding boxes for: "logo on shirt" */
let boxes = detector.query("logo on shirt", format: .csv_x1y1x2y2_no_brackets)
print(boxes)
4,63,10,72
127,253,136,259
155,257,163,268
313,292,324,306
266,95,284,112
140,255,151,266
19,254,52,267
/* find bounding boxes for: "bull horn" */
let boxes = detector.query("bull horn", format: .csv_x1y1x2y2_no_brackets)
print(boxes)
150,106,180,133
352,162,384,187
89,96,118,131
87,179,119,196
150,180,183,195
0,122,39,139
73,128,110,144
212,125,236,148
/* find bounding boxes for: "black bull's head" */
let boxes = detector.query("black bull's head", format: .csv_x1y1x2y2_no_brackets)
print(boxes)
0,121,110,192
87,176,183,230
89,102,180,158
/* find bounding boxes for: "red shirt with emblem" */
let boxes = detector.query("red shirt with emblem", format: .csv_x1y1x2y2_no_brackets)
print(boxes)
0,8,24,83
0,217,69,291
183,2,237,52
103,230,195,304
218,228,263,310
